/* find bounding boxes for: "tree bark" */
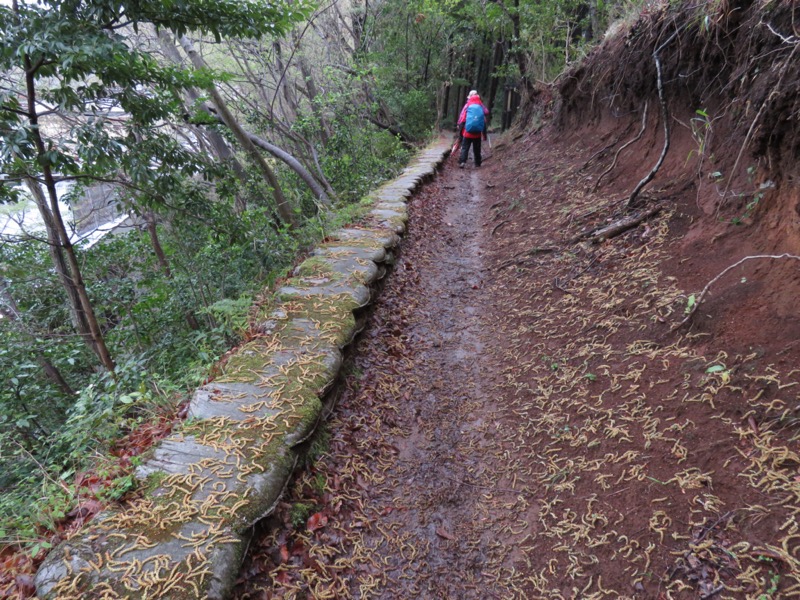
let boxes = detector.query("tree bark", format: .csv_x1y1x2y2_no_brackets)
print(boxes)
179,36,298,228
24,178,91,339
487,40,504,118
272,41,298,121
296,52,331,146
168,52,333,207
156,31,249,213
243,132,332,206
23,60,115,372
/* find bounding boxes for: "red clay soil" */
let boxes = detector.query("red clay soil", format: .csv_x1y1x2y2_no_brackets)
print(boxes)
234,5,800,598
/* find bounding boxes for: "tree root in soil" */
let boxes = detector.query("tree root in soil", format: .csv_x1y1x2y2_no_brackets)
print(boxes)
626,29,679,209
593,101,649,192
672,253,800,331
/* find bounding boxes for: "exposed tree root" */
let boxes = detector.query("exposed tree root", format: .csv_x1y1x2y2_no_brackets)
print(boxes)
627,29,680,208
672,253,800,331
593,101,648,192
720,44,799,208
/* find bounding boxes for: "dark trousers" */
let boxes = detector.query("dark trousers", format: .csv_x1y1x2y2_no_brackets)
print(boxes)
459,137,482,166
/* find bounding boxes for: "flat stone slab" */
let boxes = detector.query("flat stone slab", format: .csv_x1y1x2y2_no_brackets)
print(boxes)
35,138,452,600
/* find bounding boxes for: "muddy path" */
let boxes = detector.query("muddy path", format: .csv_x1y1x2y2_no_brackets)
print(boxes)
235,128,800,600
234,158,533,598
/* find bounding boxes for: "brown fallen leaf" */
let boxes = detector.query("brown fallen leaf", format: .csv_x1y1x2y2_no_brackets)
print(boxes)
15,573,36,596
307,512,328,532
748,415,759,435
435,526,456,541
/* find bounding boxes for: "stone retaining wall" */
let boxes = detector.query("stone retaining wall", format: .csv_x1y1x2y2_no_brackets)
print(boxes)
34,139,452,600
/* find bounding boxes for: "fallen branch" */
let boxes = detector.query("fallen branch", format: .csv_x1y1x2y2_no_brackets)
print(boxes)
593,101,649,192
590,206,662,243
491,220,510,236
569,205,661,244
627,29,680,208
672,253,800,331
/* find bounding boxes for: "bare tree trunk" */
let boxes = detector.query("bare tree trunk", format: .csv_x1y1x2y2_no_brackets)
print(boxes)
178,36,298,228
487,40,504,118
145,212,172,277
156,31,249,213
296,51,330,146
204,128,250,213
351,0,368,58
23,60,115,372
243,132,332,207
588,0,600,41
24,179,91,338
273,41,299,122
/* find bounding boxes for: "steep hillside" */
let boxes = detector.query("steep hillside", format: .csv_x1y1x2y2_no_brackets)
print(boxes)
549,0,800,357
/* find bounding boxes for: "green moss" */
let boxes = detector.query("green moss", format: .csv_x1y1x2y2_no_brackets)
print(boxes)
290,502,315,529
140,471,168,496
295,256,338,278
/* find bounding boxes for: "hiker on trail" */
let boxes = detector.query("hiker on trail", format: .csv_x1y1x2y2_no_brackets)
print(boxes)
456,90,489,168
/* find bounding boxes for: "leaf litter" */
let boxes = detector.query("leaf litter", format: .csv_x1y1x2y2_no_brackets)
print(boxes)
235,131,800,599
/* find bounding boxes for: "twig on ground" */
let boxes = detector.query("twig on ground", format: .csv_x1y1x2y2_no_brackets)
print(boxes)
672,253,800,331
593,101,649,192
552,279,573,295
496,247,558,270
553,254,600,294
491,220,510,236
700,585,725,600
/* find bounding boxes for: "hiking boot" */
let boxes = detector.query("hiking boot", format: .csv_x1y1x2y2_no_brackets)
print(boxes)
458,162,465,169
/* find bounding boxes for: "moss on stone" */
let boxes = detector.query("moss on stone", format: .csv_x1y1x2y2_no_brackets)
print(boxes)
294,256,338,279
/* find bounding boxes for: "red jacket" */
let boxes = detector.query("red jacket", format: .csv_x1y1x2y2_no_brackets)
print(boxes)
457,95,489,139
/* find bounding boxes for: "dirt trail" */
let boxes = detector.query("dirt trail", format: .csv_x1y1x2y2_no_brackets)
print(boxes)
234,159,534,598
236,125,800,599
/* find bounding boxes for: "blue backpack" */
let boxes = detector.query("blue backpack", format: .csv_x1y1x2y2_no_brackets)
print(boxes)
465,104,485,134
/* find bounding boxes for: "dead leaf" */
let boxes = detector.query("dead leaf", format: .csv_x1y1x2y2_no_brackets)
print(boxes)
67,499,103,521
15,574,36,596
435,526,456,541
748,415,759,435
307,512,328,532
